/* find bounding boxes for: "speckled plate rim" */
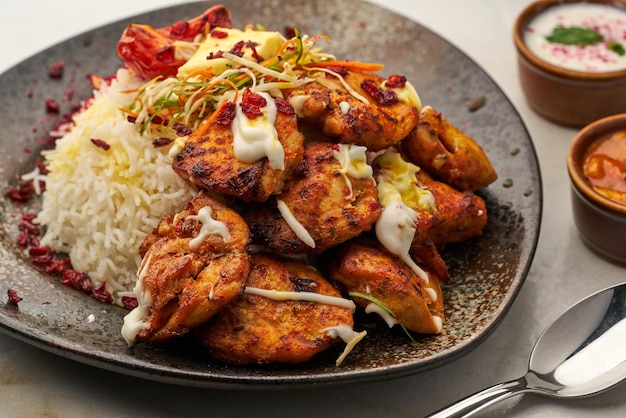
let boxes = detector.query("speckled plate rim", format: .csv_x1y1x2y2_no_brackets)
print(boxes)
0,0,542,389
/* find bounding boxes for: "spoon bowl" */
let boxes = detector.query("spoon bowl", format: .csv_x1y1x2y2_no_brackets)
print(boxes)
427,282,626,417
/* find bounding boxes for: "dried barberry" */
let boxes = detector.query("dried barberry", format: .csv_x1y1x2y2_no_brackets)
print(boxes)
216,101,236,126
275,97,295,115
360,79,398,106
122,296,139,310
91,138,111,151
45,98,60,113
240,89,267,119
7,288,22,306
152,137,173,148
48,61,65,79
385,74,407,88
173,123,192,137
229,40,245,57
91,282,113,304
61,269,93,294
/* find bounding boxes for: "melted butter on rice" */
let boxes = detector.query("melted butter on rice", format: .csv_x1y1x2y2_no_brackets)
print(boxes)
36,69,196,302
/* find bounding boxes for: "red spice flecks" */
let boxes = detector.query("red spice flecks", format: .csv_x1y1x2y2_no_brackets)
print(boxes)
48,61,65,78
385,74,407,88
240,88,267,119
90,138,111,151
274,97,295,115
216,101,236,126
7,289,22,306
229,40,246,57
246,41,263,62
207,51,225,60
45,98,60,113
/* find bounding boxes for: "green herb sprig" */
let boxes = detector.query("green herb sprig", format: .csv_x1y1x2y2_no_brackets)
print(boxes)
349,291,419,343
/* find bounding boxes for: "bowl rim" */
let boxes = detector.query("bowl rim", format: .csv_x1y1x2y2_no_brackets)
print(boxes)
513,0,626,81
567,113,626,216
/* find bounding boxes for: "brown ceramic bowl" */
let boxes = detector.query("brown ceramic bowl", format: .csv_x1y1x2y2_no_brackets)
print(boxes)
514,0,626,128
567,113,626,263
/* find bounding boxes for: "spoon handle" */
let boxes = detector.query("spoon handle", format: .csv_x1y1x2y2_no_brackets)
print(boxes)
425,376,529,418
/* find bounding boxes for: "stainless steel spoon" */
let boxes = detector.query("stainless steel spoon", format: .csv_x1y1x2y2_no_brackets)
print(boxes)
427,282,626,418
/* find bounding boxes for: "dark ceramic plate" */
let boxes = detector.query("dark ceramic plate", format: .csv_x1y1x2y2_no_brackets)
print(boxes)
0,0,541,389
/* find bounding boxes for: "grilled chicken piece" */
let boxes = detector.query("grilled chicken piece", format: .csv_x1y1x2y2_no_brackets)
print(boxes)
400,106,497,191
172,97,305,202
371,149,486,247
285,70,419,151
121,190,250,344
418,170,488,246
236,141,382,254
198,252,356,365
329,239,444,335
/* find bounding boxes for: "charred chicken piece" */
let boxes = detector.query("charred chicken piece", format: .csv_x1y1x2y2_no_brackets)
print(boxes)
197,252,356,365
400,106,497,192
172,95,305,202
285,70,419,151
237,141,382,253
418,170,488,246
122,190,250,344
329,239,444,335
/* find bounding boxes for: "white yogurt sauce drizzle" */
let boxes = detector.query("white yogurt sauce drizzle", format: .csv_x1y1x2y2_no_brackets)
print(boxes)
121,252,154,345
245,287,365,366
374,151,436,283
187,206,231,250
365,303,399,328
276,199,316,248
244,286,356,310
232,88,285,170
524,3,626,73
332,143,374,200
323,324,368,366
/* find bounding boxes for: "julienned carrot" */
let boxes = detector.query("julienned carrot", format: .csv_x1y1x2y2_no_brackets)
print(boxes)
183,68,215,82
307,60,384,72
119,107,139,118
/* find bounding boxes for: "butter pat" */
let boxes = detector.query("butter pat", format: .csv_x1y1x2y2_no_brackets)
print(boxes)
178,28,285,78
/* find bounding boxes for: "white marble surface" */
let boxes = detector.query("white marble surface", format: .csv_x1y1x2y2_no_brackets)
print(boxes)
1,0,625,417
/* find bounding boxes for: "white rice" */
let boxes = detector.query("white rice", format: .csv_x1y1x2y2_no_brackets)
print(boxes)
36,68,196,299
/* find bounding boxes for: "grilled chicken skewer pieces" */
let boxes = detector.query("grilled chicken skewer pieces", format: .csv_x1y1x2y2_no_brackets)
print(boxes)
285,70,420,151
400,106,497,192
236,141,382,254
173,91,305,202
121,190,250,344
329,239,445,335
198,252,361,365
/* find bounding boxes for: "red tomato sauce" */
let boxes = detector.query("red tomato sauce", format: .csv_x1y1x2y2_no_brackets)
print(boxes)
583,131,626,206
